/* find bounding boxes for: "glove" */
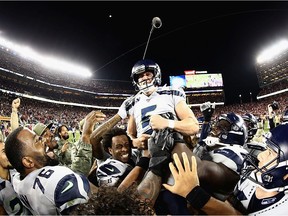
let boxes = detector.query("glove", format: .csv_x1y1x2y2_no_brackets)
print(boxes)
148,128,175,177
203,136,219,147
200,102,215,122
117,96,134,119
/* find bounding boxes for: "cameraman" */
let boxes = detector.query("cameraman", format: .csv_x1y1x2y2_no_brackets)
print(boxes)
267,101,279,131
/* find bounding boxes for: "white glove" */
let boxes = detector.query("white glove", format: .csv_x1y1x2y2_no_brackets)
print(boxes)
200,101,216,112
203,136,219,147
117,101,128,119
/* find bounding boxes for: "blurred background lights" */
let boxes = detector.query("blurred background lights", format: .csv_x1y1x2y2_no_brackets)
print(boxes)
0,36,92,78
257,39,288,64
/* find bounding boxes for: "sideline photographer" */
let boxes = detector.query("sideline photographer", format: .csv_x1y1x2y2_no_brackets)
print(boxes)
267,101,279,131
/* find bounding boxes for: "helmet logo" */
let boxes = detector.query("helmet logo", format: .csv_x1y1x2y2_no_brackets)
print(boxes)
232,125,239,131
263,174,273,183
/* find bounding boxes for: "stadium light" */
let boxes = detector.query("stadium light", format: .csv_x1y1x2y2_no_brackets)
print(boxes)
256,39,288,64
0,36,92,78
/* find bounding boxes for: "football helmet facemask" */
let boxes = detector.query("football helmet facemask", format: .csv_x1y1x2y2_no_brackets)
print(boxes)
211,112,248,146
242,113,258,140
131,59,161,92
247,124,288,191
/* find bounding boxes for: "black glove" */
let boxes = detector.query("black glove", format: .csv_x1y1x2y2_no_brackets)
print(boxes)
200,102,215,122
148,128,175,177
192,143,209,160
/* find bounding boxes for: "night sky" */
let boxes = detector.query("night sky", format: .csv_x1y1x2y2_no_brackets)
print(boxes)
0,1,288,104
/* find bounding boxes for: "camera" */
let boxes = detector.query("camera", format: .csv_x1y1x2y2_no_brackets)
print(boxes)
270,101,279,111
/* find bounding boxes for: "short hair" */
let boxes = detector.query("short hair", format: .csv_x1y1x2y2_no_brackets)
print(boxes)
5,127,25,174
70,185,154,215
102,127,132,152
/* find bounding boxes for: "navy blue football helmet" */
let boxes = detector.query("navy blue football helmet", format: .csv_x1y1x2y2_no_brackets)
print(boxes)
213,113,248,146
131,59,161,91
248,124,288,191
242,113,258,140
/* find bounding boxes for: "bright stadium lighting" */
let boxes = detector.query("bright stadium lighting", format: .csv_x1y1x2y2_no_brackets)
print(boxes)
39,56,92,78
0,36,92,78
257,39,288,64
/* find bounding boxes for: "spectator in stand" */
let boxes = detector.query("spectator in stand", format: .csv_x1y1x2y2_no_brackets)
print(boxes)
267,101,279,131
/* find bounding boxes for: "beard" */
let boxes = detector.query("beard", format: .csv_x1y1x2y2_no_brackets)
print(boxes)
6,164,14,169
45,153,59,166
35,153,59,167
62,134,69,140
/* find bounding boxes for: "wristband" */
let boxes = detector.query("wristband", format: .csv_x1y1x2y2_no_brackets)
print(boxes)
136,157,150,170
186,185,211,209
168,120,175,129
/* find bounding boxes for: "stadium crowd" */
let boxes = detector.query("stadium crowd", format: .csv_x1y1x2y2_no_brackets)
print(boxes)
1,88,287,143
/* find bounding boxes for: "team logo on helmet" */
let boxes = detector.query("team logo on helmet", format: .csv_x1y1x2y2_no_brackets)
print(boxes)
131,59,161,92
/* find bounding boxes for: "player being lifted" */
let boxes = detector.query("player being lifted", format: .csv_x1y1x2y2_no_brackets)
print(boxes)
118,59,199,149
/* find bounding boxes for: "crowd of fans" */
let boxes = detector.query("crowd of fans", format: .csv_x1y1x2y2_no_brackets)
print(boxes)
0,86,288,132
257,78,288,96
1,88,287,141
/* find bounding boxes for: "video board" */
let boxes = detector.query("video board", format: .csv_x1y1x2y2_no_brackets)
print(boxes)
169,73,223,89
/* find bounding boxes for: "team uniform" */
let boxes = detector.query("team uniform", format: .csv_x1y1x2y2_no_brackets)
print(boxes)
127,86,186,135
209,145,248,175
232,124,288,215
0,169,30,215
194,112,249,200
11,166,90,215
196,143,249,201
96,149,139,187
235,173,288,215
127,59,192,215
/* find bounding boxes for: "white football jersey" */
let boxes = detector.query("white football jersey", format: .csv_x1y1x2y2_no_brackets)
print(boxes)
96,158,134,187
0,170,30,215
209,145,248,175
128,86,186,135
236,173,288,215
11,166,90,215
